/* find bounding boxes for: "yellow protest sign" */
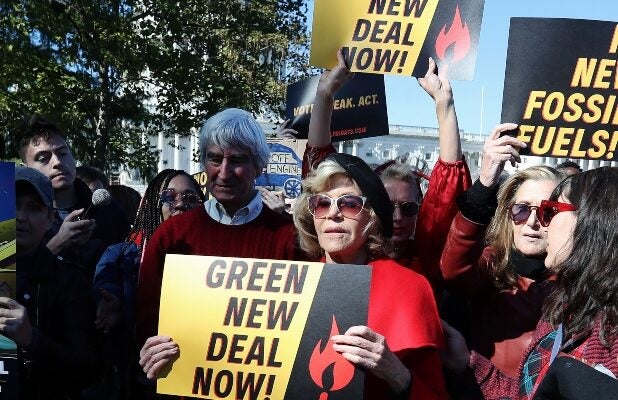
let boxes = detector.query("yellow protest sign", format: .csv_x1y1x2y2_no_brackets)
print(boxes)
157,255,371,399
310,0,485,79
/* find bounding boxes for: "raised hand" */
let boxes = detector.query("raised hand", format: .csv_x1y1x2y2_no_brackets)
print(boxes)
417,57,453,106
479,123,527,187
316,48,354,98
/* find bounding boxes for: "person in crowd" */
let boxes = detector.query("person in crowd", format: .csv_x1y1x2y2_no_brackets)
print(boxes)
14,115,129,275
442,167,618,399
137,157,447,400
439,124,564,399
76,165,110,192
302,51,471,291
292,153,448,399
518,166,618,399
93,169,204,398
107,184,143,227
555,160,582,176
11,166,99,399
135,108,303,398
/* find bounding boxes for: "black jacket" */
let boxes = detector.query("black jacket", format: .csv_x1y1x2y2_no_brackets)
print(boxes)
17,244,100,400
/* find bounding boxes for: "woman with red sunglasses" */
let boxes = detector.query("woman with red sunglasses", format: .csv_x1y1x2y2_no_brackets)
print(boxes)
443,167,618,399
517,166,618,399
438,125,564,399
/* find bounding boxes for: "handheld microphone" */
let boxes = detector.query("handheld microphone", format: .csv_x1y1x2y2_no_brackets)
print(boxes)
76,189,112,221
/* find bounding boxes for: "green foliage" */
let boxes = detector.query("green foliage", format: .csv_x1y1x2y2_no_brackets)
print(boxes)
0,0,309,180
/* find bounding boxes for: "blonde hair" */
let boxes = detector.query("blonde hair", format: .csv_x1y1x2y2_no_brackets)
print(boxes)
293,160,393,260
486,165,564,290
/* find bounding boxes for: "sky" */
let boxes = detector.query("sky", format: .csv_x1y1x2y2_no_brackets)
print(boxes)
306,0,618,135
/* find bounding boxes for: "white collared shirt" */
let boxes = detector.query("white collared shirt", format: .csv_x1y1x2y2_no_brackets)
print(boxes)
204,191,263,225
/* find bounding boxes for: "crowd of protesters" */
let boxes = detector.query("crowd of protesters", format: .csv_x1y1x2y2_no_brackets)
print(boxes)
7,54,617,400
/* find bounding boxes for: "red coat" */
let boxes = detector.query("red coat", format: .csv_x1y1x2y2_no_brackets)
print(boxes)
365,258,448,400
396,158,471,293
440,213,555,398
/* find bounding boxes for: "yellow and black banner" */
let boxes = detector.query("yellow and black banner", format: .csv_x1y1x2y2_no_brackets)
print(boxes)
157,255,371,399
286,73,389,142
310,0,485,80
191,171,209,200
502,18,618,162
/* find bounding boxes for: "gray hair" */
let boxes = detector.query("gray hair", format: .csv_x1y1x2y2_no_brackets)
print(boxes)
198,108,270,170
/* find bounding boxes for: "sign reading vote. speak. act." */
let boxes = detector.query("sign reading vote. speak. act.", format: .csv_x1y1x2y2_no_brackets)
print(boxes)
286,73,389,142
157,255,371,400
310,0,485,80
502,18,618,162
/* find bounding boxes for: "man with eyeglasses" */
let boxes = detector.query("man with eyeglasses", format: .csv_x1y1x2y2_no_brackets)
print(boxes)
135,109,303,390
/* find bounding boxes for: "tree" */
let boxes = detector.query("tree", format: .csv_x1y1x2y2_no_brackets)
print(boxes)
0,0,310,180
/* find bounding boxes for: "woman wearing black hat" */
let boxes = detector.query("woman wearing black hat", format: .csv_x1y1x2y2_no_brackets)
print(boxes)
293,151,448,399
302,50,471,297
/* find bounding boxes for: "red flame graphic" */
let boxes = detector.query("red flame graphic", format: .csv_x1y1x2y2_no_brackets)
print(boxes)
309,316,355,400
435,5,471,64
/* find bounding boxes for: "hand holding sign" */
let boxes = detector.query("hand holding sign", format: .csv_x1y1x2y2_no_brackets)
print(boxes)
317,49,354,99
310,49,356,148
331,325,411,394
417,56,453,107
479,123,527,187
139,335,179,380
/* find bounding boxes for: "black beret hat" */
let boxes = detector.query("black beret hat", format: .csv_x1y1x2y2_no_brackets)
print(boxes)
325,153,393,238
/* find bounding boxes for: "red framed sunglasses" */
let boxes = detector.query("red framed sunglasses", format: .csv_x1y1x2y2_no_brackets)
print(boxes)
537,200,577,227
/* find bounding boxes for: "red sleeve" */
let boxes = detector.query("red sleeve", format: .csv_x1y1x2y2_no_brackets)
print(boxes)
135,220,171,351
414,157,472,287
368,259,443,350
439,212,493,297
367,259,448,400
405,349,449,400
469,351,519,399
302,143,337,178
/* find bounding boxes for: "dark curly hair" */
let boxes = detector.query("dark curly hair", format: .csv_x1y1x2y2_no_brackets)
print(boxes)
543,167,618,346
127,169,205,257
13,114,65,160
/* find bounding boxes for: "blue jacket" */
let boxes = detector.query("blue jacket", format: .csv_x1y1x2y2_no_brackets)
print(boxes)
93,242,140,329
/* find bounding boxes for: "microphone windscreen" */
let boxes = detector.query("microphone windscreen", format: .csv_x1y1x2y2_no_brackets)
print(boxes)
92,189,112,207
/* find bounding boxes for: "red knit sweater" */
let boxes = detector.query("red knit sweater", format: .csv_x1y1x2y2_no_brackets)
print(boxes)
135,205,301,350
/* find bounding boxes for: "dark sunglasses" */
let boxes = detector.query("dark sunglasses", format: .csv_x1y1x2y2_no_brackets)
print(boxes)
308,194,367,219
537,200,577,227
509,201,577,226
392,201,420,217
159,189,202,209
509,203,541,225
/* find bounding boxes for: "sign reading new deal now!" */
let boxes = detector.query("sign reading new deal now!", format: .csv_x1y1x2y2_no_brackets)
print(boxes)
310,0,485,79
502,18,618,162
157,255,371,399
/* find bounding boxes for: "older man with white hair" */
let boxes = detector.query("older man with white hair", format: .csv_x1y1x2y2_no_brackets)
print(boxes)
135,109,303,386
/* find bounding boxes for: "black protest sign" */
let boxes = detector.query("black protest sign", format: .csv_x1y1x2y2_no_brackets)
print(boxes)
502,18,618,161
286,73,388,142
